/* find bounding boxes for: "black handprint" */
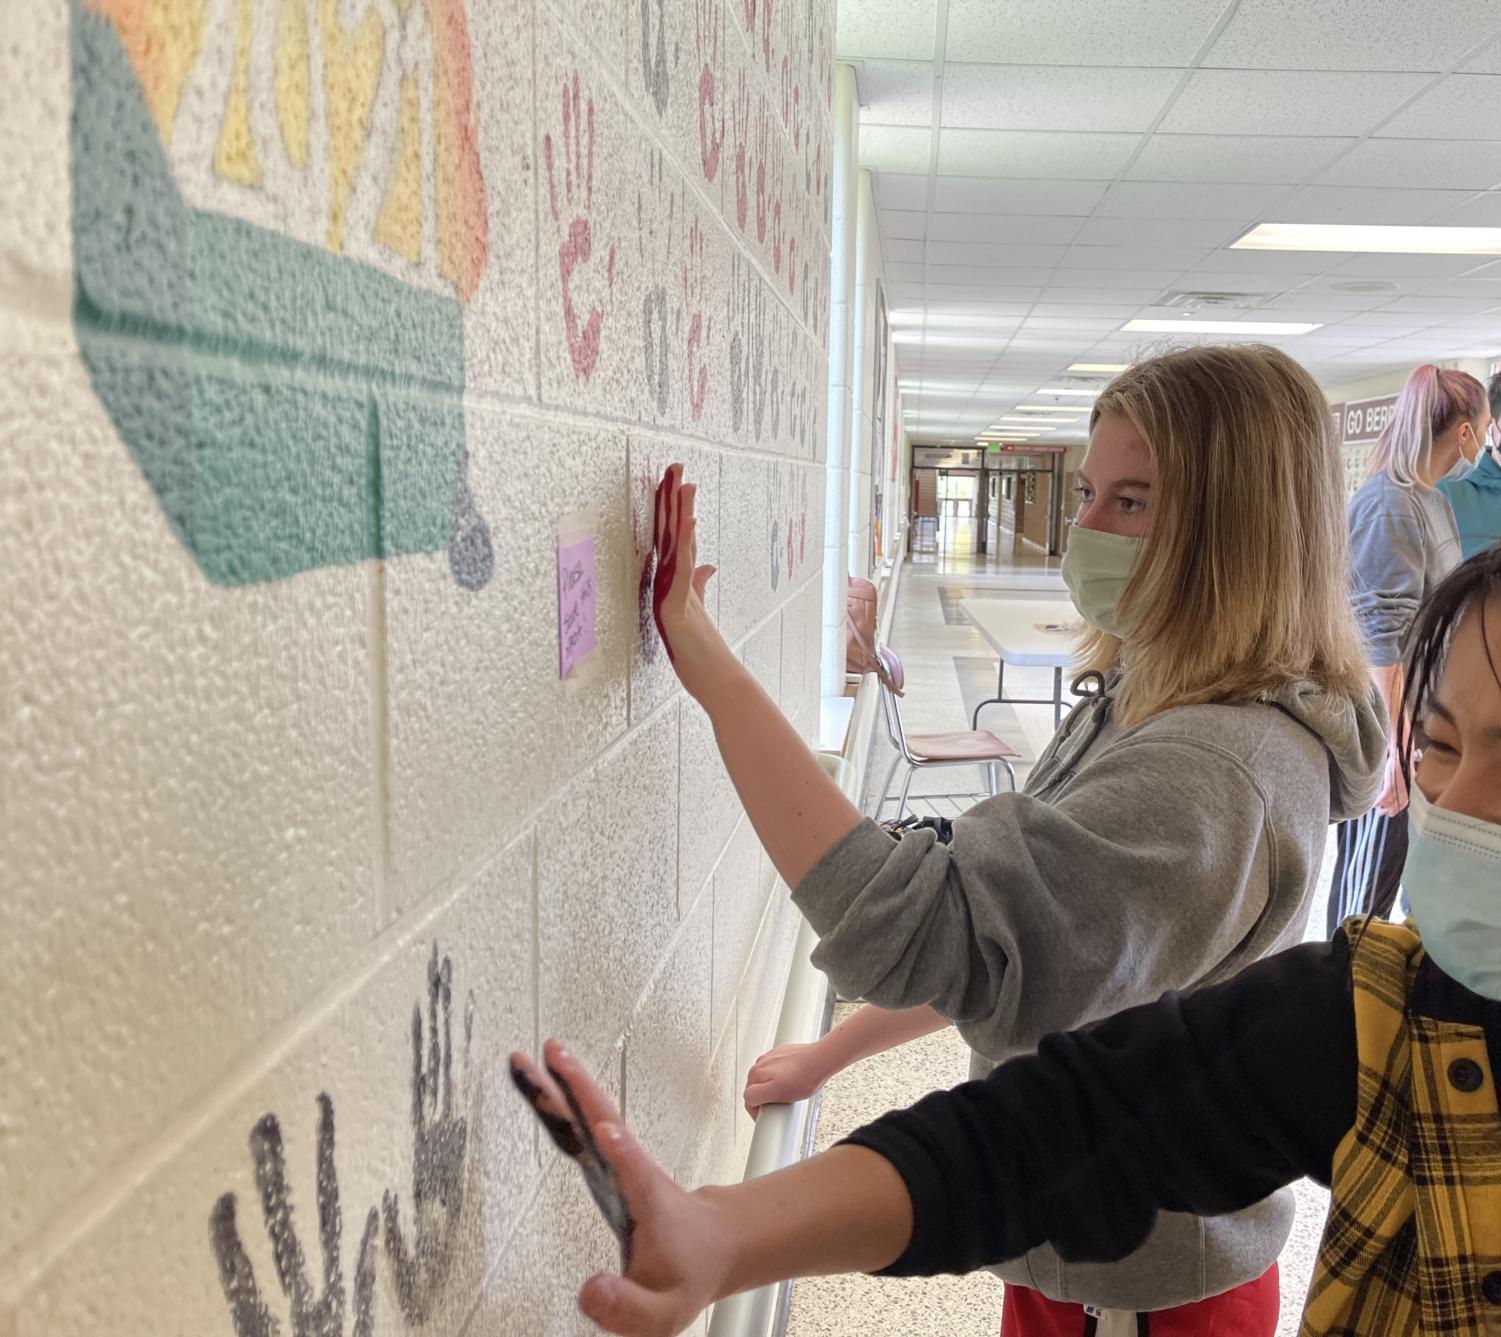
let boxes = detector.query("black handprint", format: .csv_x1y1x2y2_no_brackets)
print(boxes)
383,943,474,1326
448,449,494,592
210,1095,378,1337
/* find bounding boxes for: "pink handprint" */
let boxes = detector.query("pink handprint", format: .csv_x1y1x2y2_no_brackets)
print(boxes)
769,140,785,276
695,0,725,185
732,72,751,232
754,101,770,246
761,0,775,72
545,73,616,381
683,216,711,423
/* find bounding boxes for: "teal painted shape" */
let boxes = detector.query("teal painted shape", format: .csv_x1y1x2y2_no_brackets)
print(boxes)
69,2,491,589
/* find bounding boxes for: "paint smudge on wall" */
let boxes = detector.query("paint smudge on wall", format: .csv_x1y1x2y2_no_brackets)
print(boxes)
209,1094,379,1337
683,216,711,424
70,1,494,589
546,72,617,382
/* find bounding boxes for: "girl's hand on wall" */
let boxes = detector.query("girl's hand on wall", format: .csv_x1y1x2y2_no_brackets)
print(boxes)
653,464,729,702
743,1041,830,1118
512,1041,734,1337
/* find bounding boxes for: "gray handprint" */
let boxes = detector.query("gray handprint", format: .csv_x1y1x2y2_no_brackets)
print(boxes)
210,1095,378,1337
641,0,669,115
383,942,475,1326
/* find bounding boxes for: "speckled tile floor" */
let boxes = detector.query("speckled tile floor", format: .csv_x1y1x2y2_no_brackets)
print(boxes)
786,533,1334,1337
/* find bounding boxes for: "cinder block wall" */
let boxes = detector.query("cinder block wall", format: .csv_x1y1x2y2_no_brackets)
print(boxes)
0,0,833,1331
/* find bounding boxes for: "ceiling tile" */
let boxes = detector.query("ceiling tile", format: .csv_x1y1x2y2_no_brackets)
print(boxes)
1464,38,1501,74
1332,253,1497,277
1037,287,1166,305
1336,311,1439,328
1071,216,1246,247
1099,180,1289,218
838,0,939,60
945,0,1230,66
887,262,929,283
1316,139,1501,191
916,264,1059,286
921,282,1048,300
858,61,936,127
941,64,1179,132
1377,295,1501,314
881,209,928,239
1271,185,1475,225
1060,243,1209,270
874,173,931,212
923,240,1070,266
1158,69,1430,137
927,213,1086,244
859,125,934,175
932,177,1113,214
1260,291,1403,311
1425,191,1501,225
1206,0,1501,72
1022,316,1130,331
938,129,1141,179
1175,270,1314,293
1128,134,1354,185
1030,301,1153,317
1376,75,1501,140
1194,247,1346,274
884,237,926,264
1048,268,1185,289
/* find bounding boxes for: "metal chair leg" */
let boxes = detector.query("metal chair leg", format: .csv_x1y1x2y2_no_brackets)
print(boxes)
875,750,902,819
896,766,916,821
1002,758,1017,792
985,762,999,797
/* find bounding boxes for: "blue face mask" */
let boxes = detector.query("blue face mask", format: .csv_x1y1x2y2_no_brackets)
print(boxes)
1403,786,1501,1001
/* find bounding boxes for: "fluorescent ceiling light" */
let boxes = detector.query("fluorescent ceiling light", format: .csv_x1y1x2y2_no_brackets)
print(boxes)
1068,362,1131,373
1014,405,1090,413
1000,417,1074,425
891,311,1022,330
1121,319,1322,335
1233,222,1501,255
1035,387,1101,397
893,331,1013,348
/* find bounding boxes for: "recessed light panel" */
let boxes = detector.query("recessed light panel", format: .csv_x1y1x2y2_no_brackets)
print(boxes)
1234,223,1501,255
1121,319,1322,335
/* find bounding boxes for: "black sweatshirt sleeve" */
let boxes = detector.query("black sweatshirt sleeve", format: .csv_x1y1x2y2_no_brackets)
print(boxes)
839,934,1357,1278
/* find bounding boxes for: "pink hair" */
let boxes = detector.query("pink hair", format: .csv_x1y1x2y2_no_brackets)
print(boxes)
1369,364,1486,487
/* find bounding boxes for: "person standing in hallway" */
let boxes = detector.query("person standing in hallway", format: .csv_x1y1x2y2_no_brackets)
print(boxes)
1327,365,1480,933
642,345,1385,1335
515,543,1501,1337
1437,368,1501,559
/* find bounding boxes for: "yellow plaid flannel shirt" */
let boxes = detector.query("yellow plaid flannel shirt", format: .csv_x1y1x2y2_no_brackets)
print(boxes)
1301,918,1501,1336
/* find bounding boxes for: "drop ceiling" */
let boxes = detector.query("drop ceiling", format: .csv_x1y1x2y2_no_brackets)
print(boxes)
840,0,1501,441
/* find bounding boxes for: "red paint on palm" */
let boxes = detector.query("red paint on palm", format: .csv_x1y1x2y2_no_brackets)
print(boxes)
651,473,679,664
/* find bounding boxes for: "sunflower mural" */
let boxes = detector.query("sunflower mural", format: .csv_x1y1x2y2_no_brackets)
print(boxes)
70,0,494,589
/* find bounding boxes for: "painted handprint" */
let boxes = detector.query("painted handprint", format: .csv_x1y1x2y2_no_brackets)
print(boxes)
638,145,672,415
683,215,711,423
209,1096,378,1337
732,71,752,233
754,101,771,246
641,0,669,116
633,451,662,660
546,73,616,381
695,0,725,184
761,0,776,72
382,942,475,1326
768,463,784,592
727,254,752,434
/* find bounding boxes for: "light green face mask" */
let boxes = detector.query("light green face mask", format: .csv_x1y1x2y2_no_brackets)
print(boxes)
1061,524,1143,638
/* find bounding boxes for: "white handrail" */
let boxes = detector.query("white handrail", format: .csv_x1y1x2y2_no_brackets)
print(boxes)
706,750,854,1337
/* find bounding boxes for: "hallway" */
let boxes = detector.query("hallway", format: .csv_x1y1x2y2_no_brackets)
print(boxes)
787,539,1333,1337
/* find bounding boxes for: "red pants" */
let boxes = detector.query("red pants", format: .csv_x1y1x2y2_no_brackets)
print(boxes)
1000,1264,1279,1337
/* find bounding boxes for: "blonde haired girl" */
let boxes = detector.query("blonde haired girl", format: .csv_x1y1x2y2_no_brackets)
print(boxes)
1327,364,1482,932
649,344,1384,1333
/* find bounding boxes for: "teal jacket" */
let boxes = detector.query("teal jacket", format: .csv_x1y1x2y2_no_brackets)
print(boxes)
1438,450,1501,559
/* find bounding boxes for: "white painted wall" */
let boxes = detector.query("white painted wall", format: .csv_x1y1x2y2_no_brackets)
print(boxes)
0,0,835,1330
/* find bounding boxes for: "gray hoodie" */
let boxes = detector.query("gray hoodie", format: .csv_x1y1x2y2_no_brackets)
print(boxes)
793,673,1386,1311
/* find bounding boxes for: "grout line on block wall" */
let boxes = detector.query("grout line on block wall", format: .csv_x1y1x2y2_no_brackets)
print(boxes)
367,397,395,930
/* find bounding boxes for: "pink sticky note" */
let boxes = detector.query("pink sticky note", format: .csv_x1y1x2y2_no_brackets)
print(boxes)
558,537,598,678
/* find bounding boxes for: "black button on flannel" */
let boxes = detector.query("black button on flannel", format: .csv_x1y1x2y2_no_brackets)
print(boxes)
1448,1058,1484,1093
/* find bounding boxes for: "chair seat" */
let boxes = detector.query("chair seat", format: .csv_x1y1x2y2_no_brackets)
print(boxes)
907,730,1021,762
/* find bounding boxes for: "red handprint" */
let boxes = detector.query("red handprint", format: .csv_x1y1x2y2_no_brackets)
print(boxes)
695,0,725,185
732,71,751,232
739,0,755,40
754,101,770,246
683,216,711,423
769,139,785,276
761,0,775,72
545,73,616,381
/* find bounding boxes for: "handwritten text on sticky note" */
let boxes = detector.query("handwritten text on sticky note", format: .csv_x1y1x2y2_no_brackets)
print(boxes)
558,538,597,678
